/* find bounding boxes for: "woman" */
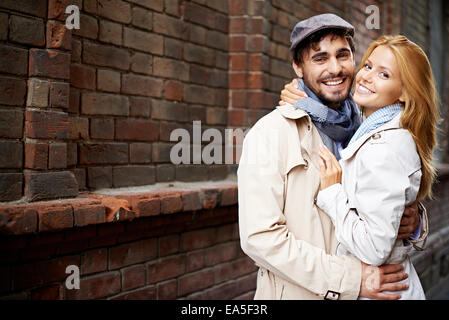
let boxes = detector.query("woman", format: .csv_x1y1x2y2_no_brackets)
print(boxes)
284,35,440,299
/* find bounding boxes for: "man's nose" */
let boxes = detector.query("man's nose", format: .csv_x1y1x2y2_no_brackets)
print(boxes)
327,57,343,75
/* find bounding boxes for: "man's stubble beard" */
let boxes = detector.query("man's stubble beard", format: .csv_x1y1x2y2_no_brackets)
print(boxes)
303,75,354,108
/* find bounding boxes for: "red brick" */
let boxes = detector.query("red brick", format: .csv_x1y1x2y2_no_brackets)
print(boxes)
99,19,122,46
29,49,70,80
130,143,152,164
111,286,156,300
184,43,215,66
204,242,238,266
220,186,238,206
164,80,184,102
83,40,130,70
183,2,214,29
157,280,177,299
0,76,27,105
149,160,172,180
46,20,71,50
0,141,22,169
216,223,239,243
178,268,214,296
1,0,47,18
153,12,186,39
123,27,163,55
129,96,151,117
68,117,89,140
151,100,188,121
48,142,67,169
97,69,121,92
81,92,129,116
0,44,28,76
36,204,73,232
160,192,183,214
65,271,121,300
80,248,108,275
159,234,180,257
97,0,131,23
9,15,45,46
164,37,183,60
122,265,146,291
230,54,247,70
121,74,163,97
79,142,128,165
229,36,246,52
181,191,202,212
48,0,70,20
115,119,159,141
214,257,258,284
180,227,217,251
89,118,114,140
202,187,219,209
132,6,153,31
147,255,186,284
151,142,172,163
186,250,205,272
24,171,78,202
69,87,80,114
73,204,106,227
0,173,22,201
72,13,99,40
70,64,96,90
109,238,158,269
0,206,37,235
24,142,47,170
230,17,247,33
112,166,156,188
50,82,69,109
25,110,68,139
14,256,78,291
229,72,247,89
31,284,62,300
134,197,161,217
227,109,246,126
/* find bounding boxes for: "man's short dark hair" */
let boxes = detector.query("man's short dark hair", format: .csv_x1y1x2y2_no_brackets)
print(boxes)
291,28,356,65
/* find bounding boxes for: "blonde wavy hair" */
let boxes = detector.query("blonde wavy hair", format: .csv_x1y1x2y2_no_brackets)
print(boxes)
357,35,441,200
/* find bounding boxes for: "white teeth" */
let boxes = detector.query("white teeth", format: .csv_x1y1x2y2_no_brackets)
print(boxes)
324,79,344,86
359,85,374,94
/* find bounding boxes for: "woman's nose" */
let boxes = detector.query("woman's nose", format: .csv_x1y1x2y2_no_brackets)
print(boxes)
361,69,373,83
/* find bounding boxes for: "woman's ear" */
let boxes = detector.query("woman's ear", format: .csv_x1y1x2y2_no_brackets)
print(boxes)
292,62,303,78
398,89,406,103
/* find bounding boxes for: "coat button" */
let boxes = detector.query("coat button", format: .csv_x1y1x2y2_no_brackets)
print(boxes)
307,124,311,131
304,159,309,169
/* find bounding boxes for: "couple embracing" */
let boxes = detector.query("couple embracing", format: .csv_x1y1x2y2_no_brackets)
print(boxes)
238,14,440,300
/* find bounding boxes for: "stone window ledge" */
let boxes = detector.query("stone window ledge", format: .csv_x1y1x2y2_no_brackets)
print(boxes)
0,176,237,236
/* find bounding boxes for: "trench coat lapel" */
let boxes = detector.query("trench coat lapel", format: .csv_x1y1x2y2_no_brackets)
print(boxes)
340,113,402,161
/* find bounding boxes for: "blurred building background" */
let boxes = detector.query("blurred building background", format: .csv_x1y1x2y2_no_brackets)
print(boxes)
0,0,448,300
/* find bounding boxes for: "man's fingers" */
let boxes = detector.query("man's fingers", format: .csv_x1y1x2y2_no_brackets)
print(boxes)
397,232,412,240
380,283,409,292
382,272,408,284
380,264,404,274
373,292,402,300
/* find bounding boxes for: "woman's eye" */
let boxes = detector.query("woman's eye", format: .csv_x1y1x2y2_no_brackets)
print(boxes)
364,63,371,70
379,72,389,79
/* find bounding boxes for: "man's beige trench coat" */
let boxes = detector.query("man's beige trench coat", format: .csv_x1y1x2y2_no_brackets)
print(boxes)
238,104,362,300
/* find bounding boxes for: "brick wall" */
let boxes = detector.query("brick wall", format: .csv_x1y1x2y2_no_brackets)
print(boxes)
1,0,449,300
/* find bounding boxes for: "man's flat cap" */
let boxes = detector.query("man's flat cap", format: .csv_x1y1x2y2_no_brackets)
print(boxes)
290,13,354,50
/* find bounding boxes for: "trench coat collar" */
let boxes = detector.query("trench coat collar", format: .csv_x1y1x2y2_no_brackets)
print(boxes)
276,104,310,120
340,112,402,161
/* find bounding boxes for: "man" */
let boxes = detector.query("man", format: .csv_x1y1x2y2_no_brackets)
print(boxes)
238,14,427,300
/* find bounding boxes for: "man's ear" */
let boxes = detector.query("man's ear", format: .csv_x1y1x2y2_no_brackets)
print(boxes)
292,62,303,78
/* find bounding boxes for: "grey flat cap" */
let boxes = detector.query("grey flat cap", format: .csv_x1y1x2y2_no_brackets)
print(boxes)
290,13,354,50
